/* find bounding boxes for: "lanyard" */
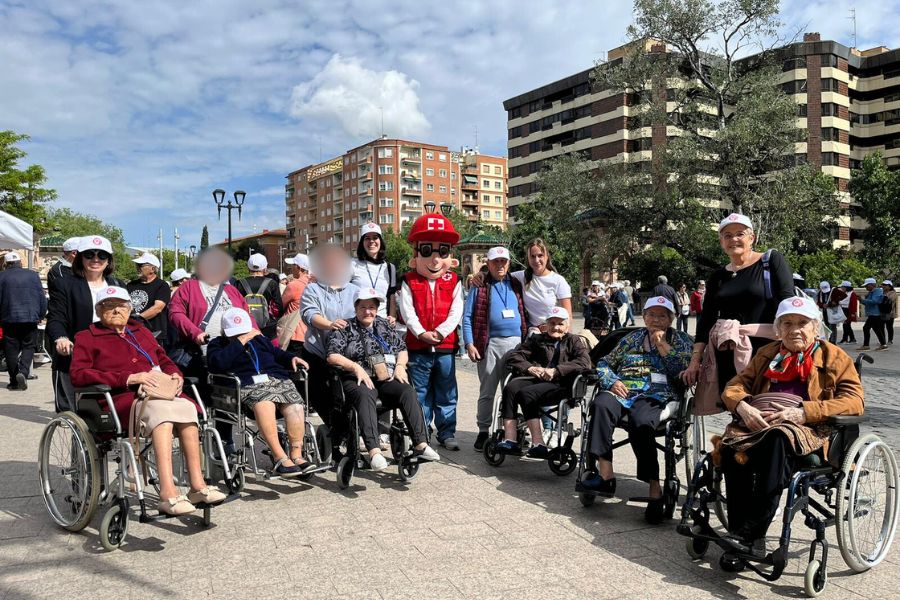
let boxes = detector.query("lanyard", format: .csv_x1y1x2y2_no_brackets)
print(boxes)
365,262,385,289
365,325,391,353
123,329,157,367
246,342,262,374
491,280,511,309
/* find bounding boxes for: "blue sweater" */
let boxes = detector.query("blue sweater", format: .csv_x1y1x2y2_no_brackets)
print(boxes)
0,267,47,324
206,334,296,386
462,279,523,345
861,287,884,317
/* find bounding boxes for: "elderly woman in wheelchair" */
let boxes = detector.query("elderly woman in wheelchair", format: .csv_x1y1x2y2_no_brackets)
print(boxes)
69,286,226,517
679,297,898,596
206,307,318,479
579,296,693,524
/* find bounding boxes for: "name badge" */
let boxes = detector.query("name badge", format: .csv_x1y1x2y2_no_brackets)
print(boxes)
650,372,668,385
152,365,162,372
252,374,270,384
384,354,396,376
501,309,515,319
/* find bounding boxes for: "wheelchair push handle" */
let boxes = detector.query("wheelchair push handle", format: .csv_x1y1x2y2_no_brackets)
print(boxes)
854,353,874,374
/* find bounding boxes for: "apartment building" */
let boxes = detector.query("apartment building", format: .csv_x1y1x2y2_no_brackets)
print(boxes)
285,138,507,253
503,33,900,244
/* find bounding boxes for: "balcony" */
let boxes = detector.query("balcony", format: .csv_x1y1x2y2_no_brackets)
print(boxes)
400,152,421,163
401,201,422,213
461,195,478,206
401,170,421,181
401,186,422,195
359,211,374,221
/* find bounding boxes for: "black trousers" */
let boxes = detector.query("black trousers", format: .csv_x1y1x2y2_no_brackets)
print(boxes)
500,376,567,421
2,322,37,380
885,318,895,343
676,314,689,333
589,391,663,482
863,315,886,347
339,375,426,451
182,353,233,443
840,317,856,343
721,432,798,540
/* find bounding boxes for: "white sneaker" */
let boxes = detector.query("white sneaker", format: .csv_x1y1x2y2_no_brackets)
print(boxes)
369,453,388,471
416,446,440,462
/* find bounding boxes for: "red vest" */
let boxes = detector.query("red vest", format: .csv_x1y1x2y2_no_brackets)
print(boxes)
404,271,459,352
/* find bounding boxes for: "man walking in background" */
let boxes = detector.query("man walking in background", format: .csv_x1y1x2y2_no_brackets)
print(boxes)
0,252,47,390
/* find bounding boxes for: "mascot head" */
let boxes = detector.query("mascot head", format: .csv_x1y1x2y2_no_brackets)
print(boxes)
407,213,460,281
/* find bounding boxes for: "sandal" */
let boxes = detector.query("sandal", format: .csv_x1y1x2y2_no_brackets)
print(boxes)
159,495,195,516
273,457,302,478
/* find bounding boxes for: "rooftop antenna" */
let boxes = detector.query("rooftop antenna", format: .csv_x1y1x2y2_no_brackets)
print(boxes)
849,7,857,48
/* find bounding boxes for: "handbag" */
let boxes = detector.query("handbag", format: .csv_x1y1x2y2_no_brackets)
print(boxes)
276,308,304,349
826,305,846,324
171,284,226,367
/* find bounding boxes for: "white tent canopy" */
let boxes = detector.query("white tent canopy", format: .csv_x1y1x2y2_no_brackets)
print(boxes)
0,209,33,248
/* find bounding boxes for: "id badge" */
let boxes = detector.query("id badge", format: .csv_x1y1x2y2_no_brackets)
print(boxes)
384,354,397,376
252,374,270,384
152,365,162,372
501,309,515,319
650,372,668,385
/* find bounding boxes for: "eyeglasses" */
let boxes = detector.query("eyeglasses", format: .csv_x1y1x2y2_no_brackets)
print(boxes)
99,302,130,312
417,243,451,258
721,231,750,241
82,250,111,261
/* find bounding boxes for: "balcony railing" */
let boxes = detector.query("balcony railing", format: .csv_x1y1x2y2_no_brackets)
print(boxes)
401,186,422,195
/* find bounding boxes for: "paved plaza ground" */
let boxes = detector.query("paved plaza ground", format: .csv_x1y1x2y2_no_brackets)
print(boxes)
2,320,900,599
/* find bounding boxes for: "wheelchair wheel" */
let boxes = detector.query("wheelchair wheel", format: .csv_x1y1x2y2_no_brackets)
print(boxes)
483,441,505,466
713,474,728,530
226,467,244,495
547,447,577,476
836,434,900,572
685,537,709,560
398,459,419,482
99,499,129,551
684,415,705,486
803,559,827,597
336,456,354,489
38,412,101,532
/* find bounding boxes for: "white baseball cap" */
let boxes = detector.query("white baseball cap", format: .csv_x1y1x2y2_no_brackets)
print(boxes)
132,252,160,269
247,253,268,271
591,280,601,287
643,295,675,315
93,286,131,307
486,247,510,261
774,296,820,324
279,272,287,281
354,287,385,304
863,277,878,286
544,306,570,322
718,213,753,233
170,268,190,282
63,237,81,252
4,252,21,262
285,253,310,270
883,280,894,287
360,222,383,238
840,280,853,288
222,307,253,337
819,281,831,292
78,235,113,254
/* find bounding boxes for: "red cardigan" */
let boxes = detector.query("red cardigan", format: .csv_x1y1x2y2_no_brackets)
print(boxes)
168,279,256,343
70,320,195,421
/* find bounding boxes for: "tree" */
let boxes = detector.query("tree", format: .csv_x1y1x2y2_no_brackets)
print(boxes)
200,226,209,250
788,249,878,287
45,207,137,281
0,130,57,225
508,194,582,288
849,152,900,270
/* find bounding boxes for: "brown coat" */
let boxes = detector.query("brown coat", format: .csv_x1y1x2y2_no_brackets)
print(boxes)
722,340,864,424
506,332,592,380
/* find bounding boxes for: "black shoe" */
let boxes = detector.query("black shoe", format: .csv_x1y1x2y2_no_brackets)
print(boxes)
644,498,665,524
15,373,27,391
580,473,616,496
474,432,489,452
525,444,550,460
6,383,18,390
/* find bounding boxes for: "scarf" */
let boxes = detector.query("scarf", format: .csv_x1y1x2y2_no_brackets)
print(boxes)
765,341,819,382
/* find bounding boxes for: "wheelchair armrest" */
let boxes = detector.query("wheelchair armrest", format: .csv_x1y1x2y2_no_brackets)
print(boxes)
290,367,308,382
75,384,112,394
827,415,868,426
208,373,241,387
184,376,200,386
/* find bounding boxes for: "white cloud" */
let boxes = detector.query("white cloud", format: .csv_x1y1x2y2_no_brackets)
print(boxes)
289,54,430,140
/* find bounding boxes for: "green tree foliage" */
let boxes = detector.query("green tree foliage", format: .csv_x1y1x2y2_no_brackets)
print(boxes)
200,225,210,250
788,249,879,287
508,195,581,287
45,207,136,281
0,130,57,225
232,259,249,280
849,152,900,270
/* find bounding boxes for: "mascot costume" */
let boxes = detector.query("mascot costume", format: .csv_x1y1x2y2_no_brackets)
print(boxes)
398,213,464,450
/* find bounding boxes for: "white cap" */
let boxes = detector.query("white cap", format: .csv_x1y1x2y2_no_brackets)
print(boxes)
78,235,113,254
279,272,287,281
610,282,621,289
840,280,853,288
793,273,804,281
221,307,253,337
819,281,831,292
354,287,385,304
360,222,383,238
4,252,21,262
774,296,820,324
132,252,160,268
170,268,190,282
544,306,569,322
864,277,878,286
884,280,894,287
62,237,81,252
247,253,268,271
486,247,510,261
643,296,676,315
718,213,753,232
591,280,601,287
285,253,310,270
94,285,131,307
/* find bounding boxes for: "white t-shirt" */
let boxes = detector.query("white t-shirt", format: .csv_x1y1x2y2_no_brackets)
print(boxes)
89,281,107,322
511,270,572,327
350,258,392,318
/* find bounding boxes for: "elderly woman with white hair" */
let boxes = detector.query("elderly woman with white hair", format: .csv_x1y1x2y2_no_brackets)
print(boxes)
580,296,694,524
716,297,863,557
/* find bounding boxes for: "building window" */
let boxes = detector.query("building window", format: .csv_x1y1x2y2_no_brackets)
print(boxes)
822,54,839,68
821,78,841,93
439,169,447,177
426,184,435,191
379,214,395,224
378,181,394,191
494,166,502,175
494,181,502,189
529,141,541,153
797,104,808,117
782,80,807,94
439,185,447,193
425,168,434,176
378,165,394,174
495,196,502,204
351,186,357,194
439,153,447,161
495,211,502,219
379,197,394,207
482,165,490,174
821,103,840,117
821,152,839,166
425,151,434,159
510,126,522,138
377,148,393,158
482,179,490,188
483,194,491,202
782,56,807,71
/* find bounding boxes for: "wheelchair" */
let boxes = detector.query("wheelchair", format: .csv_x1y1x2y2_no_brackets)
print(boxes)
37,378,223,551
677,353,900,597
328,369,428,490
573,327,704,519
206,367,330,493
482,366,594,476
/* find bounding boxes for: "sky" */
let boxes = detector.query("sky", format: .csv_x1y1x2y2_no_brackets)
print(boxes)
2,0,900,249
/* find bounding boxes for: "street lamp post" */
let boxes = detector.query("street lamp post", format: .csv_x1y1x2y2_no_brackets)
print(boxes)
424,201,436,213
188,244,197,271
213,189,246,253
438,203,452,217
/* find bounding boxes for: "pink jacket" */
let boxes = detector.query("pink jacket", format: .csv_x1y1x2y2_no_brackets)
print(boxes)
169,279,256,342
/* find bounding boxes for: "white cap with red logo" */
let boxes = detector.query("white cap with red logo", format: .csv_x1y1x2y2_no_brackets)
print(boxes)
544,306,570,322
354,287,385,304
285,253,310,270
93,286,131,307
360,222,383,238
643,296,675,315
718,213,754,233
4,252,21,262
774,296,820,324
77,235,113,254
222,307,253,337
486,247,510,261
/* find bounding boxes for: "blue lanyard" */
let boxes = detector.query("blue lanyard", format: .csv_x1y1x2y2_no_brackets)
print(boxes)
246,342,262,374
491,280,511,309
123,329,156,367
365,325,391,352
365,262,384,289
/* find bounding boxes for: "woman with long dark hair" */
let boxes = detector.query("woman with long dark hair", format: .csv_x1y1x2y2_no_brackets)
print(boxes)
350,223,400,324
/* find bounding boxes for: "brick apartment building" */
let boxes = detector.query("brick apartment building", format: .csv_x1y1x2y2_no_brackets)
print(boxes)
503,33,900,246
284,138,507,253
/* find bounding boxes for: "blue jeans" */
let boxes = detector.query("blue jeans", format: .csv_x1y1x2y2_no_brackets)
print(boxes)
626,304,635,326
408,351,458,442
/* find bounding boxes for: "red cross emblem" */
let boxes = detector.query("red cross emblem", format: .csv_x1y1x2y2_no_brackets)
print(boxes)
657,298,665,303
427,218,445,231
233,315,242,324
729,214,739,221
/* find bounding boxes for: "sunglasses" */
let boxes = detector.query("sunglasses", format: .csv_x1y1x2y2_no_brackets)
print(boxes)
417,243,451,259
82,250,111,261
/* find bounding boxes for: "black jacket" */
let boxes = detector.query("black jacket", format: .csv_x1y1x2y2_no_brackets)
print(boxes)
0,266,47,324
46,274,125,371
506,332,592,381
651,283,679,307
47,261,72,291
